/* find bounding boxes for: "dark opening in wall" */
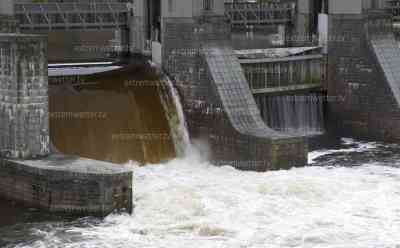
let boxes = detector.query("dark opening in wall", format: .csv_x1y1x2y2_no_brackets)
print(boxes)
146,0,161,42
311,0,328,34
203,0,213,10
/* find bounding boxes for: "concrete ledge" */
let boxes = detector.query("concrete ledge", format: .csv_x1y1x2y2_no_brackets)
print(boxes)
251,83,322,94
0,154,133,217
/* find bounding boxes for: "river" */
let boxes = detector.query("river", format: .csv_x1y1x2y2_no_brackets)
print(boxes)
1,138,400,248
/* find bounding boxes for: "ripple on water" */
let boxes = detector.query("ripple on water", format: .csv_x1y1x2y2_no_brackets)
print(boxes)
4,140,400,248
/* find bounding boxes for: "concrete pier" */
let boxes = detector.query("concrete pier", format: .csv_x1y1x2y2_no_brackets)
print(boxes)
161,13,308,170
0,33,49,159
0,155,132,216
327,2,400,142
0,0,133,216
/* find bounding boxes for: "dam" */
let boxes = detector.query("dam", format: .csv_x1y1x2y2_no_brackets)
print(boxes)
3,0,400,247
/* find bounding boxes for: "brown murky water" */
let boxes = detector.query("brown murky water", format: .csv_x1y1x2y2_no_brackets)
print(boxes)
49,62,176,165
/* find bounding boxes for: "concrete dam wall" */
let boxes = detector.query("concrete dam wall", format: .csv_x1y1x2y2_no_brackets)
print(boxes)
202,42,308,170
0,33,49,159
162,16,308,171
0,12,132,215
31,30,124,63
327,11,400,142
367,12,400,108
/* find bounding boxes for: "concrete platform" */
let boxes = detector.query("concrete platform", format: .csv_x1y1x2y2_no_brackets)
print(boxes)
0,154,133,217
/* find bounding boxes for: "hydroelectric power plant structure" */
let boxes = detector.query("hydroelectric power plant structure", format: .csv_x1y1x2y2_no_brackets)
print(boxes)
1,0,400,217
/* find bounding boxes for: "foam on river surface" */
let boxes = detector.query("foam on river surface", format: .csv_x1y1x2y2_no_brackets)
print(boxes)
6,140,400,248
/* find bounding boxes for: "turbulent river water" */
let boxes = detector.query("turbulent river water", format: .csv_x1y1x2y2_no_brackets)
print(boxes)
2,138,400,248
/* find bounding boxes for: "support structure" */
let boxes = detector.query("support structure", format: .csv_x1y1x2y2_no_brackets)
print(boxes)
224,2,295,26
0,0,133,216
0,33,50,159
0,0,17,33
237,47,324,93
327,0,400,141
14,2,129,31
157,0,307,170
0,0,49,159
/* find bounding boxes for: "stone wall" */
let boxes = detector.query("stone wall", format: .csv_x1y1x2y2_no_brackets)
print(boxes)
327,12,400,142
0,34,50,158
0,155,132,216
0,12,134,217
129,16,147,54
0,15,18,33
162,16,307,171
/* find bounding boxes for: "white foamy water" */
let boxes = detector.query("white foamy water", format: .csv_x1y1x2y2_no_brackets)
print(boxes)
20,147,400,248
152,61,191,157
160,76,191,157
308,138,381,164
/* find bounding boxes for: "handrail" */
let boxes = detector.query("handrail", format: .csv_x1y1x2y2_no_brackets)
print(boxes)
15,3,129,14
224,2,293,11
224,2,295,26
14,2,129,30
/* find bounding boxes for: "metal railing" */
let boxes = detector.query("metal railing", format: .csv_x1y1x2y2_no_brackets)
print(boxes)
15,2,129,30
387,0,400,21
224,2,295,26
241,57,323,94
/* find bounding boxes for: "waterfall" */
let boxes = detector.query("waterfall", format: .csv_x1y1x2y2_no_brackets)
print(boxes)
255,93,325,136
49,63,178,164
158,75,191,157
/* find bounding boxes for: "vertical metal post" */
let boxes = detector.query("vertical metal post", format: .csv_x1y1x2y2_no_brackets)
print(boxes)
264,65,267,89
278,62,281,87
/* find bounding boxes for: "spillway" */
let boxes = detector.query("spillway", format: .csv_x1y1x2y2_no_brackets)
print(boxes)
254,93,325,136
49,62,182,164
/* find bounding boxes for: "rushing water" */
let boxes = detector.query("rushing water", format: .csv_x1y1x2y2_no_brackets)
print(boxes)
49,63,177,164
157,73,191,158
2,138,400,248
255,94,325,136
2,64,400,248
